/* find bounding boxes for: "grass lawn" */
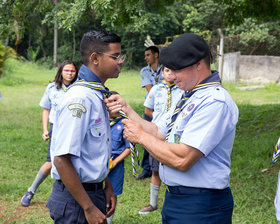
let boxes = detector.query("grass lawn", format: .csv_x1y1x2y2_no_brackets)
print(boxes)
0,59,280,223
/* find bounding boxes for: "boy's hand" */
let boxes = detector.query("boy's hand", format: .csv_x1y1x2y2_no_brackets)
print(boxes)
42,131,49,141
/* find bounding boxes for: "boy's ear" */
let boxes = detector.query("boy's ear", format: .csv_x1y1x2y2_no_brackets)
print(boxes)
90,52,99,65
155,52,159,59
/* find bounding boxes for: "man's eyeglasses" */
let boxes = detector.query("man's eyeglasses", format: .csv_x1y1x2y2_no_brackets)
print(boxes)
97,52,126,63
63,69,77,73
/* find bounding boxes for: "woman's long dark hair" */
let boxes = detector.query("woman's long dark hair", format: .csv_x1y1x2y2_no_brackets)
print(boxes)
54,60,78,89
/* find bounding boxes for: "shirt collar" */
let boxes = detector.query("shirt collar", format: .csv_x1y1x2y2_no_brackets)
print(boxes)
78,64,102,83
199,70,221,85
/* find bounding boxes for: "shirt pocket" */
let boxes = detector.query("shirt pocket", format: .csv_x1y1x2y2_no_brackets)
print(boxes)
88,123,108,156
111,130,122,150
89,123,106,138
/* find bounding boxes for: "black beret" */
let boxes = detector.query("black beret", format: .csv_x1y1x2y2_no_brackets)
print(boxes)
159,33,210,70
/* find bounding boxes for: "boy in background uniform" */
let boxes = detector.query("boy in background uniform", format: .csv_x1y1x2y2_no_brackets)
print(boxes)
139,67,183,214
107,92,131,224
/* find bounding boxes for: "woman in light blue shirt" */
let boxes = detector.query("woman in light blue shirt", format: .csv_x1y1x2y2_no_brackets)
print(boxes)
21,60,78,207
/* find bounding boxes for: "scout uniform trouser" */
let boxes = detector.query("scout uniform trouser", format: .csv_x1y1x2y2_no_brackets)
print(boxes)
47,180,106,224
162,186,233,224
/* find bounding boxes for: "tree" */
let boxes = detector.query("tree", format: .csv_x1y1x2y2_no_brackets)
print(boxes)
44,0,175,31
213,0,280,25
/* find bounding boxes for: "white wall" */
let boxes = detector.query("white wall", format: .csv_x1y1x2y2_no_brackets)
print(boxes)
222,53,280,82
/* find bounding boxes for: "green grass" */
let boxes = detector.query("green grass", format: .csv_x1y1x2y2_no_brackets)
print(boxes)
1,59,280,223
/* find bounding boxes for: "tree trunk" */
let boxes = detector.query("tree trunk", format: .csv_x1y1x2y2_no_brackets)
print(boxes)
53,0,58,67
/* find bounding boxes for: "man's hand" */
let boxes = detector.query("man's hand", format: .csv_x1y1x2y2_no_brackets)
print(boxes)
122,119,144,144
104,94,127,116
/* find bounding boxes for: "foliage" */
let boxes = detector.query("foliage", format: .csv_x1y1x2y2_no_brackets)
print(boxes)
182,0,225,34
224,19,280,55
0,41,18,77
43,0,175,31
1,0,280,68
214,0,280,25
27,47,40,62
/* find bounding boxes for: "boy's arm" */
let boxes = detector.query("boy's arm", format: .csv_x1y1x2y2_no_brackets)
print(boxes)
145,84,153,92
42,108,50,141
111,148,131,170
144,107,153,119
54,154,107,223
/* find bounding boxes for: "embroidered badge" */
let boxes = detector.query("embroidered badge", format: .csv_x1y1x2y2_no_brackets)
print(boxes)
187,103,195,111
174,134,181,144
68,103,87,118
117,124,122,130
95,117,102,124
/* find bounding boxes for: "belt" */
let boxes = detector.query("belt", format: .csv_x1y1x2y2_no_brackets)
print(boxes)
57,180,104,191
166,185,230,195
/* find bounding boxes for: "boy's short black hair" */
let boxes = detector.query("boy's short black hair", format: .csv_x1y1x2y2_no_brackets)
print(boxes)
145,46,159,55
80,30,121,65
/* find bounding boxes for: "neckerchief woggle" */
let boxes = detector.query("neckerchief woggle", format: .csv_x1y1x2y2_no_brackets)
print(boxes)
165,71,222,142
149,64,163,84
70,65,140,176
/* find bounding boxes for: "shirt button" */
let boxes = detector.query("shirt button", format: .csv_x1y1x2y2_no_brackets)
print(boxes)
99,133,101,136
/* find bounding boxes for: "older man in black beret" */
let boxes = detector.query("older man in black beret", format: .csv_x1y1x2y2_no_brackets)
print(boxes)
105,33,239,224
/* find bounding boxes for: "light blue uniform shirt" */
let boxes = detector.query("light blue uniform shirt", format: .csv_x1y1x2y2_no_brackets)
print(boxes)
144,83,183,124
140,65,164,98
39,82,67,124
50,65,111,183
157,83,239,189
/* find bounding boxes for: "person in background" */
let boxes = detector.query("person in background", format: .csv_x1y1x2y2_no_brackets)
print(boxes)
21,60,78,207
107,92,131,224
47,29,124,223
106,33,239,223
137,45,164,180
138,66,183,214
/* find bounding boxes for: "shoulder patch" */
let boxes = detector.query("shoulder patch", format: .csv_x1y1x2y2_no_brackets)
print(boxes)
68,103,87,118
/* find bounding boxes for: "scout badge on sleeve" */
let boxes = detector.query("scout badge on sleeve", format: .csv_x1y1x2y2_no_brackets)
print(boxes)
272,136,280,164
68,103,87,118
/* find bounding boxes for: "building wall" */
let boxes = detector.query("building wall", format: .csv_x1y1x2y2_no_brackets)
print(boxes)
222,53,280,82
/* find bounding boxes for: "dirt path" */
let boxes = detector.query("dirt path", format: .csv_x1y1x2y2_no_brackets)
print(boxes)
0,198,50,223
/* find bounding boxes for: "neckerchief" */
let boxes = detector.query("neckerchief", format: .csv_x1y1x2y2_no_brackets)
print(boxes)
61,83,70,92
149,64,163,84
165,71,222,142
162,81,176,112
